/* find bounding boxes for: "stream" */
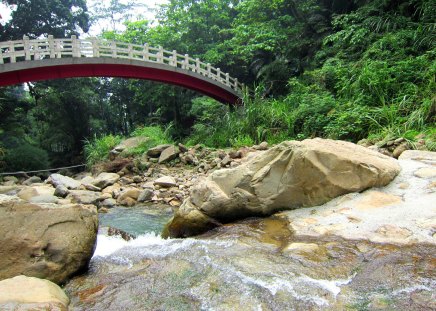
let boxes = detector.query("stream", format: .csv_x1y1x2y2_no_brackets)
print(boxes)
64,205,435,311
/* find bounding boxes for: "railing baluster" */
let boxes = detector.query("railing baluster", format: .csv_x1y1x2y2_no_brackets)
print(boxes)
128,44,133,58
226,73,230,86
48,35,55,59
171,50,177,67
235,78,239,91
207,63,211,77
92,38,99,57
72,35,81,57
56,39,61,58
143,43,149,61
217,68,221,81
183,54,189,69
9,41,15,63
0,45,3,64
23,36,30,61
112,42,117,58
158,46,164,63
195,58,200,73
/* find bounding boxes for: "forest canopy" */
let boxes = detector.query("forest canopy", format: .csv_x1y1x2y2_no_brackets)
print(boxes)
0,0,435,171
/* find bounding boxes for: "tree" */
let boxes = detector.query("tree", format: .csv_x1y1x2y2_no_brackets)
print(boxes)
0,0,90,40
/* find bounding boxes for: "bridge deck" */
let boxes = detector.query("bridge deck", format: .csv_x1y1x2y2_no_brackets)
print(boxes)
0,36,243,104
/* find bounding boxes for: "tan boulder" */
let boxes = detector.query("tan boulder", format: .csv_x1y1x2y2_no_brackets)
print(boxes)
158,145,180,163
0,199,98,284
92,172,120,189
117,188,141,206
0,275,69,311
165,139,401,238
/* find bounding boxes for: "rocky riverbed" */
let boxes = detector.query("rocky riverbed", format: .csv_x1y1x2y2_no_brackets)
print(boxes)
0,139,434,310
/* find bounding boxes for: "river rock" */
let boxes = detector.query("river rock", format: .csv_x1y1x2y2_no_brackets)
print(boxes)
17,185,55,201
22,176,42,185
68,190,101,205
54,185,69,198
29,194,59,204
110,137,150,160
164,139,401,238
138,188,154,202
159,145,180,164
0,275,69,311
117,188,141,206
92,172,120,189
3,176,19,183
154,176,177,188
147,144,172,157
100,198,116,208
48,173,81,190
17,187,38,200
0,199,98,284
0,186,20,195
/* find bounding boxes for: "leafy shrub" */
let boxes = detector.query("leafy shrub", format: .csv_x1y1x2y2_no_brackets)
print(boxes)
2,143,49,172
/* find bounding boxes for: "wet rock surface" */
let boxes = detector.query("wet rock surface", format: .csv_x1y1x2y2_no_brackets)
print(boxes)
0,275,69,311
0,197,98,284
64,215,435,311
166,139,401,237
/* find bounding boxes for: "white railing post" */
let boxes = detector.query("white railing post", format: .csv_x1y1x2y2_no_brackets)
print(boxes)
56,39,62,58
207,63,211,77
171,50,177,67
0,46,3,64
158,46,164,63
48,35,55,58
128,44,133,58
183,54,189,69
112,41,117,58
226,73,230,86
195,58,200,73
234,78,239,91
92,38,99,57
217,68,221,81
71,35,79,57
143,43,149,61
8,41,15,63
23,36,30,61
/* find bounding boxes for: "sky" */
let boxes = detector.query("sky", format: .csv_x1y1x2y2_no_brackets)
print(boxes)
0,0,169,35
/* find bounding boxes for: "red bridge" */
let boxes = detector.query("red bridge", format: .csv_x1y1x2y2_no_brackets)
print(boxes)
0,36,244,104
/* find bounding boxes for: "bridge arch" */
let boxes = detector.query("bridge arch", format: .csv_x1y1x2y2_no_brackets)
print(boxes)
0,36,244,104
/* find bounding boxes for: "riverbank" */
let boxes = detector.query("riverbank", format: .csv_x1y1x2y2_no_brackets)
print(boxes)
0,140,435,310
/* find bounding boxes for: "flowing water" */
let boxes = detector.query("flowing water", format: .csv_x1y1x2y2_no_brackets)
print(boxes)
65,206,435,311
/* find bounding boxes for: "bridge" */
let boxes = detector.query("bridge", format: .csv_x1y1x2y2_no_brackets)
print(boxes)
0,36,244,104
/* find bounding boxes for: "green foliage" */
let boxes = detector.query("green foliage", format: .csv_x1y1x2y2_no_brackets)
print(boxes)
124,125,174,156
2,143,49,172
84,135,122,167
0,0,90,40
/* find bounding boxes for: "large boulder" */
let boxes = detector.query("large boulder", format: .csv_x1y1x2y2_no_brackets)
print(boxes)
48,174,81,190
0,197,98,284
164,139,401,238
0,275,69,311
158,145,180,164
68,190,102,205
110,137,150,159
92,172,120,189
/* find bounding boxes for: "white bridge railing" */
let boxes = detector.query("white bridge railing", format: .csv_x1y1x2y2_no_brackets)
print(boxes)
0,35,243,94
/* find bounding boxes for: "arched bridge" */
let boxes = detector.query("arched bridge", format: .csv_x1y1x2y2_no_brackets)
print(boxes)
0,36,244,104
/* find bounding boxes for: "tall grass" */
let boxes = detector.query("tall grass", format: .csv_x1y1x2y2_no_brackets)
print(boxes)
84,125,174,167
84,135,122,167
123,125,174,156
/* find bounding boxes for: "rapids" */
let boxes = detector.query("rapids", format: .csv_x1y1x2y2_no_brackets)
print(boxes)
64,206,435,310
